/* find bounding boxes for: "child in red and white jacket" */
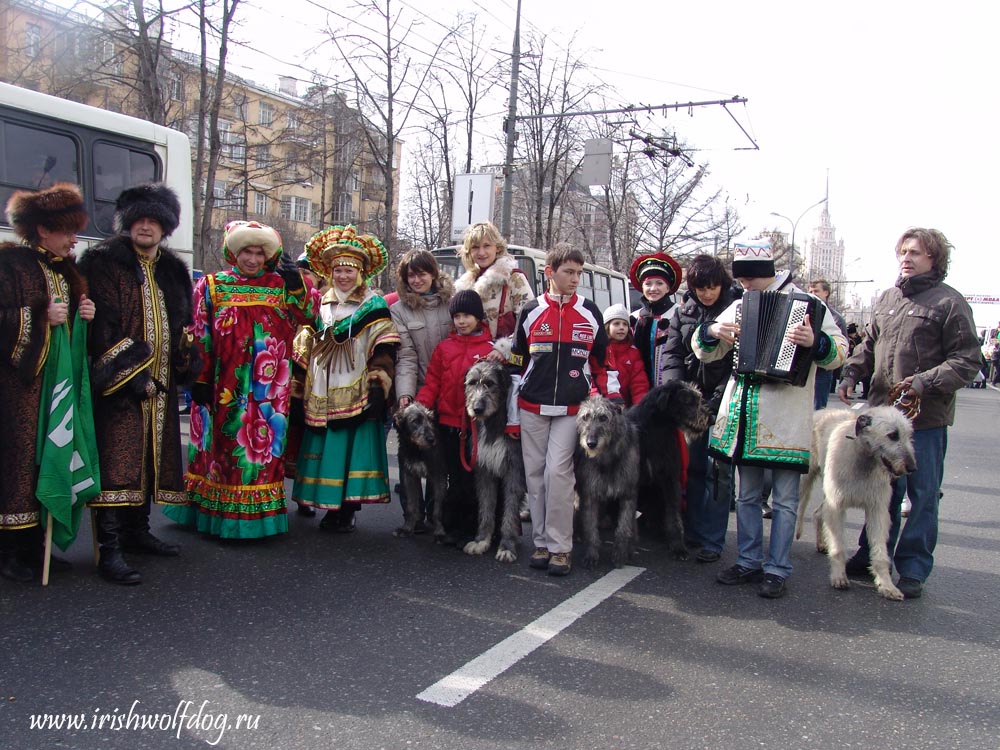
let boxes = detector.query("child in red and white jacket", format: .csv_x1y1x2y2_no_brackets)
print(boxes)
602,303,650,407
416,290,494,543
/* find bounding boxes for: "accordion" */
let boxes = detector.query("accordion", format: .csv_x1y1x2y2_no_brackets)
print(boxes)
734,290,825,387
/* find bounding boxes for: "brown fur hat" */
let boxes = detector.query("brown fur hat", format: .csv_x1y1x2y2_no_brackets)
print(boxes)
5,182,88,241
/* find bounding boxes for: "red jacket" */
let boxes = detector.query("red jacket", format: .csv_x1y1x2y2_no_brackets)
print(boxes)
416,327,494,428
607,340,650,407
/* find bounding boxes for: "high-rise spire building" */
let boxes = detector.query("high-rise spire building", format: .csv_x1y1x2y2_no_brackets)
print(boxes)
804,173,845,282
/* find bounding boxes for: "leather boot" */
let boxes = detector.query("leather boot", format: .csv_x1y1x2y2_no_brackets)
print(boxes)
0,550,34,583
95,509,142,585
120,502,180,557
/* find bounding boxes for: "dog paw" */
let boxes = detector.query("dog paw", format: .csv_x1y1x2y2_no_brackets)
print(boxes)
816,543,828,554
877,584,905,601
830,573,850,590
581,552,600,569
611,549,629,568
463,539,490,556
495,548,517,563
673,548,690,562
392,526,414,538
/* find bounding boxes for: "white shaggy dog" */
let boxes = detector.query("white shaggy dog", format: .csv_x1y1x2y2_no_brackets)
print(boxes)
795,406,916,601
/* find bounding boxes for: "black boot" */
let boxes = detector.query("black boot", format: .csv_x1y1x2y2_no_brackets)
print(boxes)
0,550,34,583
120,502,180,557
16,526,71,572
95,509,142,585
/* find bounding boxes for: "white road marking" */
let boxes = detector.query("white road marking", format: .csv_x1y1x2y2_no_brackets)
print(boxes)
416,566,645,707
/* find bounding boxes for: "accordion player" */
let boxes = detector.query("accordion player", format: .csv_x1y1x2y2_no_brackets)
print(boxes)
734,290,825,387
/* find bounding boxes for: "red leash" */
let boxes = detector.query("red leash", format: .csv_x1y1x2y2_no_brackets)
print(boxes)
460,411,479,472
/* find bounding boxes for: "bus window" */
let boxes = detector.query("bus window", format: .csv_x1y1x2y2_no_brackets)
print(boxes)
0,121,78,210
591,272,611,310
579,269,594,294
609,276,627,307
93,142,158,233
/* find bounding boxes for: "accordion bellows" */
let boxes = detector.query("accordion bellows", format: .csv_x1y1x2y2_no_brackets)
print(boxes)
735,291,825,387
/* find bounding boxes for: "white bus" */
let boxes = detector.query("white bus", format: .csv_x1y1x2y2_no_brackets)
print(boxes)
0,82,193,267
432,245,630,312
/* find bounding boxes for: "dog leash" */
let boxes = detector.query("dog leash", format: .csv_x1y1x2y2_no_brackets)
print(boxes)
459,411,479,472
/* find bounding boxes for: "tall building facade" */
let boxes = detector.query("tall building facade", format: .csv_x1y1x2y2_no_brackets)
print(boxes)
804,204,845,284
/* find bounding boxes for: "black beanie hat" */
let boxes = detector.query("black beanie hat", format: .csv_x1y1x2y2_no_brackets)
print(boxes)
115,183,181,236
449,289,485,321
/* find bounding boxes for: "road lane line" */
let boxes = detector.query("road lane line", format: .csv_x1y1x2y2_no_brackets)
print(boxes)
416,566,645,707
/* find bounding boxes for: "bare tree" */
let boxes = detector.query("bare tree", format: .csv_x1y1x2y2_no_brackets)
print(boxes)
513,33,601,248
324,0,453,254
190,0,240,270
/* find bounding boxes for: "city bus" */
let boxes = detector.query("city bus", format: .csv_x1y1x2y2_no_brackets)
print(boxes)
432,245,630,312
0,81,193,267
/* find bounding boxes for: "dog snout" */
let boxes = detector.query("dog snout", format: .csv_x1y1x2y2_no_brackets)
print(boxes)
905,454,917,474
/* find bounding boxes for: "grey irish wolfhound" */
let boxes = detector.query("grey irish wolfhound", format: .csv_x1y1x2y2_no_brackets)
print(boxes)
392,402,447,539
461,360,526,562
574,395,640,568
795,406,917,600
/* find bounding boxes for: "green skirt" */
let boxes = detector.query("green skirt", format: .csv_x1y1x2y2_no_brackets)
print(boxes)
291,420,391,509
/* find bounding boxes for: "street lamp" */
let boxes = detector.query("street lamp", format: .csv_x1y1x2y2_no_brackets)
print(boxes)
770,196,827,274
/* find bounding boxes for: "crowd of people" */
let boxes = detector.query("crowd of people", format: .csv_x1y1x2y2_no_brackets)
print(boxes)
0,180,983,601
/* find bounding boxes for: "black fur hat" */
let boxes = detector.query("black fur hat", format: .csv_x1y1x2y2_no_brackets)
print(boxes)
115,183,181,236
5,182,88,241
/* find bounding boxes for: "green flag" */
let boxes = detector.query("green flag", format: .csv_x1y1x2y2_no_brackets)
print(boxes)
35,313,101,551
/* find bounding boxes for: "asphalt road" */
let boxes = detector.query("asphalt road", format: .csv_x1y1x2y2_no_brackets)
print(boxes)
3,387,999,750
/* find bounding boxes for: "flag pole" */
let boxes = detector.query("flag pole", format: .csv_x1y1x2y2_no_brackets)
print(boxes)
42,514,53,586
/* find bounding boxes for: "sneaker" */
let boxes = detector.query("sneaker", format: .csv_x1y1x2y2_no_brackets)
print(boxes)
761,502,773,519
758,573,787,598
547,552,571,576
528,547,550,570
901,498,912,517
716,564,764,585
696,548,722,564
897,577,923,599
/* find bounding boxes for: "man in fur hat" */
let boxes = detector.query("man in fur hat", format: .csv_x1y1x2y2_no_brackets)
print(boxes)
1,183,95,583
79,183,197,585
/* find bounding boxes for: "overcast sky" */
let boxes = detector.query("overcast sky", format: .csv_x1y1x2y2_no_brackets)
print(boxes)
58,0,1000,321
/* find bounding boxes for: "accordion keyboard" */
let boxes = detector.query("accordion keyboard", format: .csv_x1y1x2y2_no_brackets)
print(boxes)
773,298,809,373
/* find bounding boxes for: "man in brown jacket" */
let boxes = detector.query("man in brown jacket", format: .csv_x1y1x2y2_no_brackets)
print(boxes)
837,228,980,598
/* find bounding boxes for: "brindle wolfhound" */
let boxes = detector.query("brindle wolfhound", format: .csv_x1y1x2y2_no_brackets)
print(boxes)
461,361,526,562
574,395,640,568
796,406,916,600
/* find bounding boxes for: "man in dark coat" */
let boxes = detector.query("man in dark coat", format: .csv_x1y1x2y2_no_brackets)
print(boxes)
79,184,197,585
838,228,980,598
1,183,94,582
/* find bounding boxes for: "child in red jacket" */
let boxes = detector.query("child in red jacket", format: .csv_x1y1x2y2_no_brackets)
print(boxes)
603,303,650,407
416,290,494,543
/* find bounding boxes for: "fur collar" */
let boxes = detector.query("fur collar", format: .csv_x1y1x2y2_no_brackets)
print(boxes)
456,253,519,296
80,234,193,332
396,272,454,309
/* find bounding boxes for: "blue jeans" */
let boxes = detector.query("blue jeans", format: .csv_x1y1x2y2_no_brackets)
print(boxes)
813,369,834,410
854,426,946,582
735,465,801,579
683,435,731,554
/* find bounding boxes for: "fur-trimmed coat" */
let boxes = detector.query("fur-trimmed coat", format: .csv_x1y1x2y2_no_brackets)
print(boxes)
455,253,534,351
78,236,197,506
389,274,454,401
0,242,88,529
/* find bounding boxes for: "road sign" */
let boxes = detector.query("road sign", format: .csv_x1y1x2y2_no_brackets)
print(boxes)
451,173,496,242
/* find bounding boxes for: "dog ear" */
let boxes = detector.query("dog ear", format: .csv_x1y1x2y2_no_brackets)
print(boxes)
855,413,872,436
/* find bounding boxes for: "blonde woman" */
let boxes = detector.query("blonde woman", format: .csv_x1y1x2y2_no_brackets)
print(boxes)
455,222,533,360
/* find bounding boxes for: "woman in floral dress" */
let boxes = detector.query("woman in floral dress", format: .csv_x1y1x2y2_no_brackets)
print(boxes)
166,221,319,539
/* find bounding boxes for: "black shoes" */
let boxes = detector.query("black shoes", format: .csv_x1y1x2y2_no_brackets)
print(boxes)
98,548,142,585
696,549,722,563
716,564,764,585
0,552,34,583
121,531,180,557
897,577,923,599
320,509,357,533
758,573,787,599
761,502,773,519
844,556,874,579
296,503,316,517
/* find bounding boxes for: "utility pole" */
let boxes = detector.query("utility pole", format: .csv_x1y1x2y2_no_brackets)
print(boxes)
499,0,522,237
